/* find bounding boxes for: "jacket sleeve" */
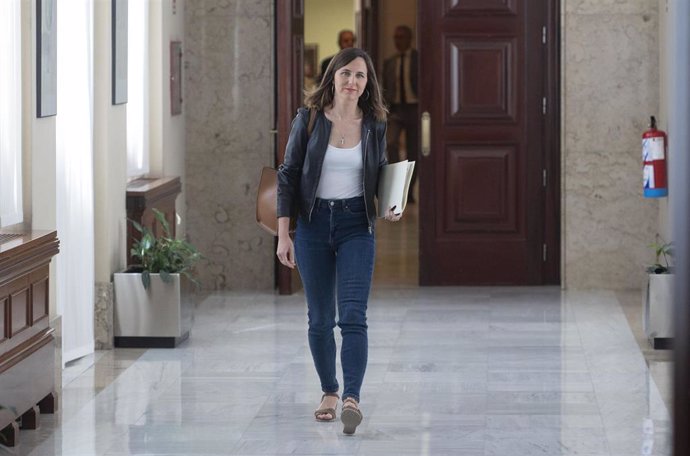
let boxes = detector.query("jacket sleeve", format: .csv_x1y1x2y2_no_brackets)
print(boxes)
277,108,309,218
375,120,388,198
378,120,388,169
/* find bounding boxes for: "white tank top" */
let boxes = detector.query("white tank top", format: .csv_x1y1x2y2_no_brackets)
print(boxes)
315,142,364,199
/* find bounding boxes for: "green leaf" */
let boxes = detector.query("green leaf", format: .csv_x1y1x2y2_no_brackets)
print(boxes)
153,208,172,238
160,270,172,283
142,270,151,289
130,219,145,233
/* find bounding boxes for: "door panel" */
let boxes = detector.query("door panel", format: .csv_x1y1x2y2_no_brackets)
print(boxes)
445,145,517,233
419,0,556,285
448,38,516,121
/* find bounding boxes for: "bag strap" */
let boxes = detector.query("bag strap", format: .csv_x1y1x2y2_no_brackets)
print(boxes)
307,108,317,138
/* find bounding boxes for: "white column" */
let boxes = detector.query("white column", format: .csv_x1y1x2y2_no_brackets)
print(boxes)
0,0,23,228
56,0,95,362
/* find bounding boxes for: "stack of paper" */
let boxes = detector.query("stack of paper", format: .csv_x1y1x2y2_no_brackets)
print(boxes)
377,160,416,217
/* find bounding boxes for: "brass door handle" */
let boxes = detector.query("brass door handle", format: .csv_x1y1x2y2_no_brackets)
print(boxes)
421,112,431,157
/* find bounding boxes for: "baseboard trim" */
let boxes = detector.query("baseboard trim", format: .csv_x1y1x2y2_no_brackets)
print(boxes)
652,337,673,350
114,332,189,349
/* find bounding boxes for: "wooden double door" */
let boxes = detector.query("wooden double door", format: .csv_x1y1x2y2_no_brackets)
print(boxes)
276,0,560,290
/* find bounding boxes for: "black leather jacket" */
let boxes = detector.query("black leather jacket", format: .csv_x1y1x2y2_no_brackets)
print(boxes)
277,107,387,229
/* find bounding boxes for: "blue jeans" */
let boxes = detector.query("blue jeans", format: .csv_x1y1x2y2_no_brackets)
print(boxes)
295,196,375,403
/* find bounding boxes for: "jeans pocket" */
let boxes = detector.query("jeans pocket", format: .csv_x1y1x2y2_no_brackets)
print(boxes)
345,204,367,215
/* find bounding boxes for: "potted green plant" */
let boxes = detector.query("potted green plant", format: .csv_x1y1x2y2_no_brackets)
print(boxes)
113,209,202,348
643,236,674,349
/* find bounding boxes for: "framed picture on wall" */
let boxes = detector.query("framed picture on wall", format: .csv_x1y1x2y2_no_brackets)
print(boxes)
112,0,128,105
304,43,318,89
170,41,182,115
36,0,57,118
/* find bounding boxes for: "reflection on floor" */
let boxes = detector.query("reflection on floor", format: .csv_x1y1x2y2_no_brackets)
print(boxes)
373,199,419,288
4,202,673,456
8,287,671,455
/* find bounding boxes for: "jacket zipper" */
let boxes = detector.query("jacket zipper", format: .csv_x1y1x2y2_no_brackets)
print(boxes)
362,129,371,233
308,116,330,222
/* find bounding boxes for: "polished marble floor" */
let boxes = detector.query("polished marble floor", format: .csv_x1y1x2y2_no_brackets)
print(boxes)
1,205,673,455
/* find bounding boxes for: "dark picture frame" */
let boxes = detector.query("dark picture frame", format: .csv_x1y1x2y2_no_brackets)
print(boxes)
170,41,182,115
304,43,318,88
304,43,318,77
112,0,128,105
36,0,57,118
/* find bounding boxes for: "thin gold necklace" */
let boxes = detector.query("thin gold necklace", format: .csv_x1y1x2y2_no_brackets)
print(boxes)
333,118,347,146
331,110,360,146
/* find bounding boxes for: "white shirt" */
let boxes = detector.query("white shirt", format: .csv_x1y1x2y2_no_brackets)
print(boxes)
315,142,364,199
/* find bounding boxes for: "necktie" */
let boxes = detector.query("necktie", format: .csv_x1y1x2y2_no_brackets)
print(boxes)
399,53,406,105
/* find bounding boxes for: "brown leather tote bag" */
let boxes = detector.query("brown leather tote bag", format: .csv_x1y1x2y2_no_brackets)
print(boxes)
256,109,316,236
256,167,284,236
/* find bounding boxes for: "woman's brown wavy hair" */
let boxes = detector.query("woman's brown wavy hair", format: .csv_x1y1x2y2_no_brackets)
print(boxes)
304,48,388,122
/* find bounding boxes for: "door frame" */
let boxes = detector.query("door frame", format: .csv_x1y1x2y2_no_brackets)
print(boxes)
274,0,561,290
275,0,304,294
357,0,380,66
542,0,561,284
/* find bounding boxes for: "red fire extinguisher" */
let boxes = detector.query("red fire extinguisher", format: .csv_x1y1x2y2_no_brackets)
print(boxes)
642,116,668,198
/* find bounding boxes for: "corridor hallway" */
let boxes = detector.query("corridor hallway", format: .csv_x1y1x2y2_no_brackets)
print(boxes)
7,216,672,456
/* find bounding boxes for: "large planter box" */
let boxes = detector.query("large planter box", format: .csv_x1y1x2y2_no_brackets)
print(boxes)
643,273,674,349
113,272,193,348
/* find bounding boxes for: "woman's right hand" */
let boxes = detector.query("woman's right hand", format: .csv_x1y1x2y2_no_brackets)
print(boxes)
276,235,296,269
276,217,296,269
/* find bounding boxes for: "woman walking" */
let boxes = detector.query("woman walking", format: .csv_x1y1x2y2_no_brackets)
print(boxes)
276,48,401,435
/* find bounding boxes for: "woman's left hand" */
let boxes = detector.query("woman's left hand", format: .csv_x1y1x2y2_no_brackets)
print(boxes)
384,206,402,222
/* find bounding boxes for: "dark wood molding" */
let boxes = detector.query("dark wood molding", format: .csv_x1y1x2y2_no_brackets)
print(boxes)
0,231,59,285
0,328,54,375
126,176,182,211
126,176,181,267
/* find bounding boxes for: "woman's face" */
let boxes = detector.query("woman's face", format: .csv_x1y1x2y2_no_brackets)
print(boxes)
333,57,368,103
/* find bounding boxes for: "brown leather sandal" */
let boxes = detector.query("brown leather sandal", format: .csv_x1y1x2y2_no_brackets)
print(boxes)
314,392,339,422
341,397,363,435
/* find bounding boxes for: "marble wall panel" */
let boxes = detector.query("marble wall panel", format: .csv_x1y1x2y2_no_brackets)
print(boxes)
563,1,660,289
51,315,62,393
95,282,114,349
185,0,275,290
565,0,657,15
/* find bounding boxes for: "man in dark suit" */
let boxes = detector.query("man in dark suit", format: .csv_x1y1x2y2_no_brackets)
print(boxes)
318,30,356,81
382,25,418,202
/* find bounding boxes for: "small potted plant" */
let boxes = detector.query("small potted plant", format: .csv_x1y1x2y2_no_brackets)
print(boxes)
643,236,674,349
113,209,202,348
